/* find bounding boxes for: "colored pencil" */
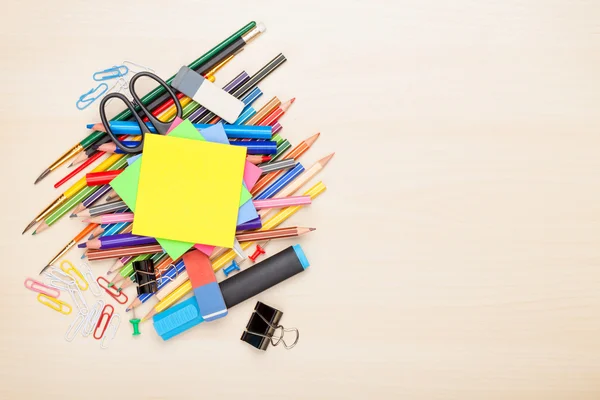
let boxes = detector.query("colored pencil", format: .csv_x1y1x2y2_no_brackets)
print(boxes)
101,222,132,238
247,155,272,164
110,252,164,285
54,152,103,188
34,21,258,182
80,233,157,250
84,212,134,224
85,170,123,186
254,163,305,200
228,140,277,154
24,153,128,234
73,200,128,218
258,153,334,218
260,158,295,173
105,188,118,201
126,257,186,310
259,98,295,126
252,196,312,209
264,139,292,164
272,122,282,134
251,132,320,196
108,256,133,274
70,184,111,216
39,223,98,274
91,209,129,238
245,97,281,126
196,53,287,124
236,227,314,242
143,181,326,321
86,244,163,261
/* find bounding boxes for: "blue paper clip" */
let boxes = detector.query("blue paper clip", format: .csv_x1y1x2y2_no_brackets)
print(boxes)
76,83,108,110
93,65,129,81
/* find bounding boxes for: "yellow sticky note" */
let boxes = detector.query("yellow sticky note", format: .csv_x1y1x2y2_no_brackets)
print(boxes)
133,134,246,248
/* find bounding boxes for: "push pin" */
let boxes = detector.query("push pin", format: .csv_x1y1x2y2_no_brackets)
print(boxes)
249,244,266,263
129,308,141,336
223,260,241,277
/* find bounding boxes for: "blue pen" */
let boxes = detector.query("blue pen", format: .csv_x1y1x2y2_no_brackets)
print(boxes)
87,121,272,140
254,163,305,200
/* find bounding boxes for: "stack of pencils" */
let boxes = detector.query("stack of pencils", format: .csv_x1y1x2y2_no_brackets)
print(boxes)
25,20,334,328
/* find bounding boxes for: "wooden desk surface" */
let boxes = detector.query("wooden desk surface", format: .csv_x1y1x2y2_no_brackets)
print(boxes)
1,1,599,399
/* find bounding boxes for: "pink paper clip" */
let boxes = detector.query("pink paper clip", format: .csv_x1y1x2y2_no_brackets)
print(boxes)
93,304,115,340
24,278,60,298
97,276,128,304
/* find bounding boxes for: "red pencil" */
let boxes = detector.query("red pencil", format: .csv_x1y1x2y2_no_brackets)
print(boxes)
85,170,123,186
54,152,104,189
259,98,295,126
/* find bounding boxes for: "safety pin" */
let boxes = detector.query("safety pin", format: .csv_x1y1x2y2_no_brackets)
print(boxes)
80,262,102,297
76,83,108,110
82,300,104,337
65,312,86,342
100,314,121,349
67,282,88,315
37,294,72,315
24,278,60,298
60,260,88,291
93,65,128,81
97,276,128,304
94,304,115,340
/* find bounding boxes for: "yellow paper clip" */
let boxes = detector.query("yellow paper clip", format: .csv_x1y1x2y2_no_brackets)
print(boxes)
37,294,72,315
60,260,88,291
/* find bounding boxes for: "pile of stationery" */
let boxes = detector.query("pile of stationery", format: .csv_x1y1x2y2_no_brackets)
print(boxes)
23,21,333,350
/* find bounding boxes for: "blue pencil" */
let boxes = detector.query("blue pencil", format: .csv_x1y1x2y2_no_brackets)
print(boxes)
233,107,256,125
254,163,305,200
240,87,263,108
229,140,277,154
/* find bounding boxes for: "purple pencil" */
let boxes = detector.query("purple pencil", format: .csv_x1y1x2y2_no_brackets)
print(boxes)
79,233,158,250
70,184,112,216
188,71,250,122
236,217,262,231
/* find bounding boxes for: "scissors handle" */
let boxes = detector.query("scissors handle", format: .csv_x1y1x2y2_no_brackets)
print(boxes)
98,72,183,154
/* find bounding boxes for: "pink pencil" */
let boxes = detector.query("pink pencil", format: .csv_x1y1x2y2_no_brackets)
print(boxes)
252,196,312,210
84,212,135,224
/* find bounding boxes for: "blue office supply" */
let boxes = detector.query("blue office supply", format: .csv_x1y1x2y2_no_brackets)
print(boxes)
254,163,305,200
76,83,108,110
93,65,129,81
223,260,241,277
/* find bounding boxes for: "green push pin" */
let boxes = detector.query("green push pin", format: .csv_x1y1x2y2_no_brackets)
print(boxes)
130,308,141,336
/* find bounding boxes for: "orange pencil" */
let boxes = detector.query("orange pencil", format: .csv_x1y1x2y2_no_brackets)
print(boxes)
251,132,320,196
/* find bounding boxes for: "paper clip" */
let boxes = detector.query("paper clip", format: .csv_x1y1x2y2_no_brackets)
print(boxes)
67,281,88,315
100,314,121,349
82,300,105,337
37,294,72,315
76,83,108,110
65,312,87,342
93,65,128,81
80,262,102,297
94,304,115,340
97,276,128,304
24,278,60,298
60,260,88,291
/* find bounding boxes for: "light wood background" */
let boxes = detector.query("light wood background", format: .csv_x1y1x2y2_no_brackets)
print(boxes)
1,1,599,399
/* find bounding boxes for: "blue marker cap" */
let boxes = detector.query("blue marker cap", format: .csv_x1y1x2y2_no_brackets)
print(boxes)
292,244,309,269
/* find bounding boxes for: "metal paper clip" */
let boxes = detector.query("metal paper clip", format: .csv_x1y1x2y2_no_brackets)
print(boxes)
37,294,72,315
67,282,88,315
94,304,115,340
97,277,129,304
60,260,88,291
100,314,121,349
156,263,178,285
65,312,86,342
122,60,154,74
93,65,129,81
82,300,105,337
24,278,60,298
76,83,108,110
80,262,102,297
246,310,300,350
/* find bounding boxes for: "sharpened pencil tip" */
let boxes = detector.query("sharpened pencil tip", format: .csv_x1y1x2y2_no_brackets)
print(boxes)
305,132,321,147
34,169,51,184
80,253,86,259
22,220,37,234
125,308,131,312
108,283,114,287
318,152,335,166
309,227,316,231
70,214,77,218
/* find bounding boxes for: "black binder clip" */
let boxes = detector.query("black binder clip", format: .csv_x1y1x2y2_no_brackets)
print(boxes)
133,259,157,295
241,301,299,351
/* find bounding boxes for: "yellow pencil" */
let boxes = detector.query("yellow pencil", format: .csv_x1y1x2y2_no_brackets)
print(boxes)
142,181,327,321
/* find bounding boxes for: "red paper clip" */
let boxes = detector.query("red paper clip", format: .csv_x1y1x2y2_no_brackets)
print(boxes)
93,304,115,340
249,244,267,263
97,276,129,304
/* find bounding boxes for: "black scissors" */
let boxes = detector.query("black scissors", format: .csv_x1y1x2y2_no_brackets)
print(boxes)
99,71,183,154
